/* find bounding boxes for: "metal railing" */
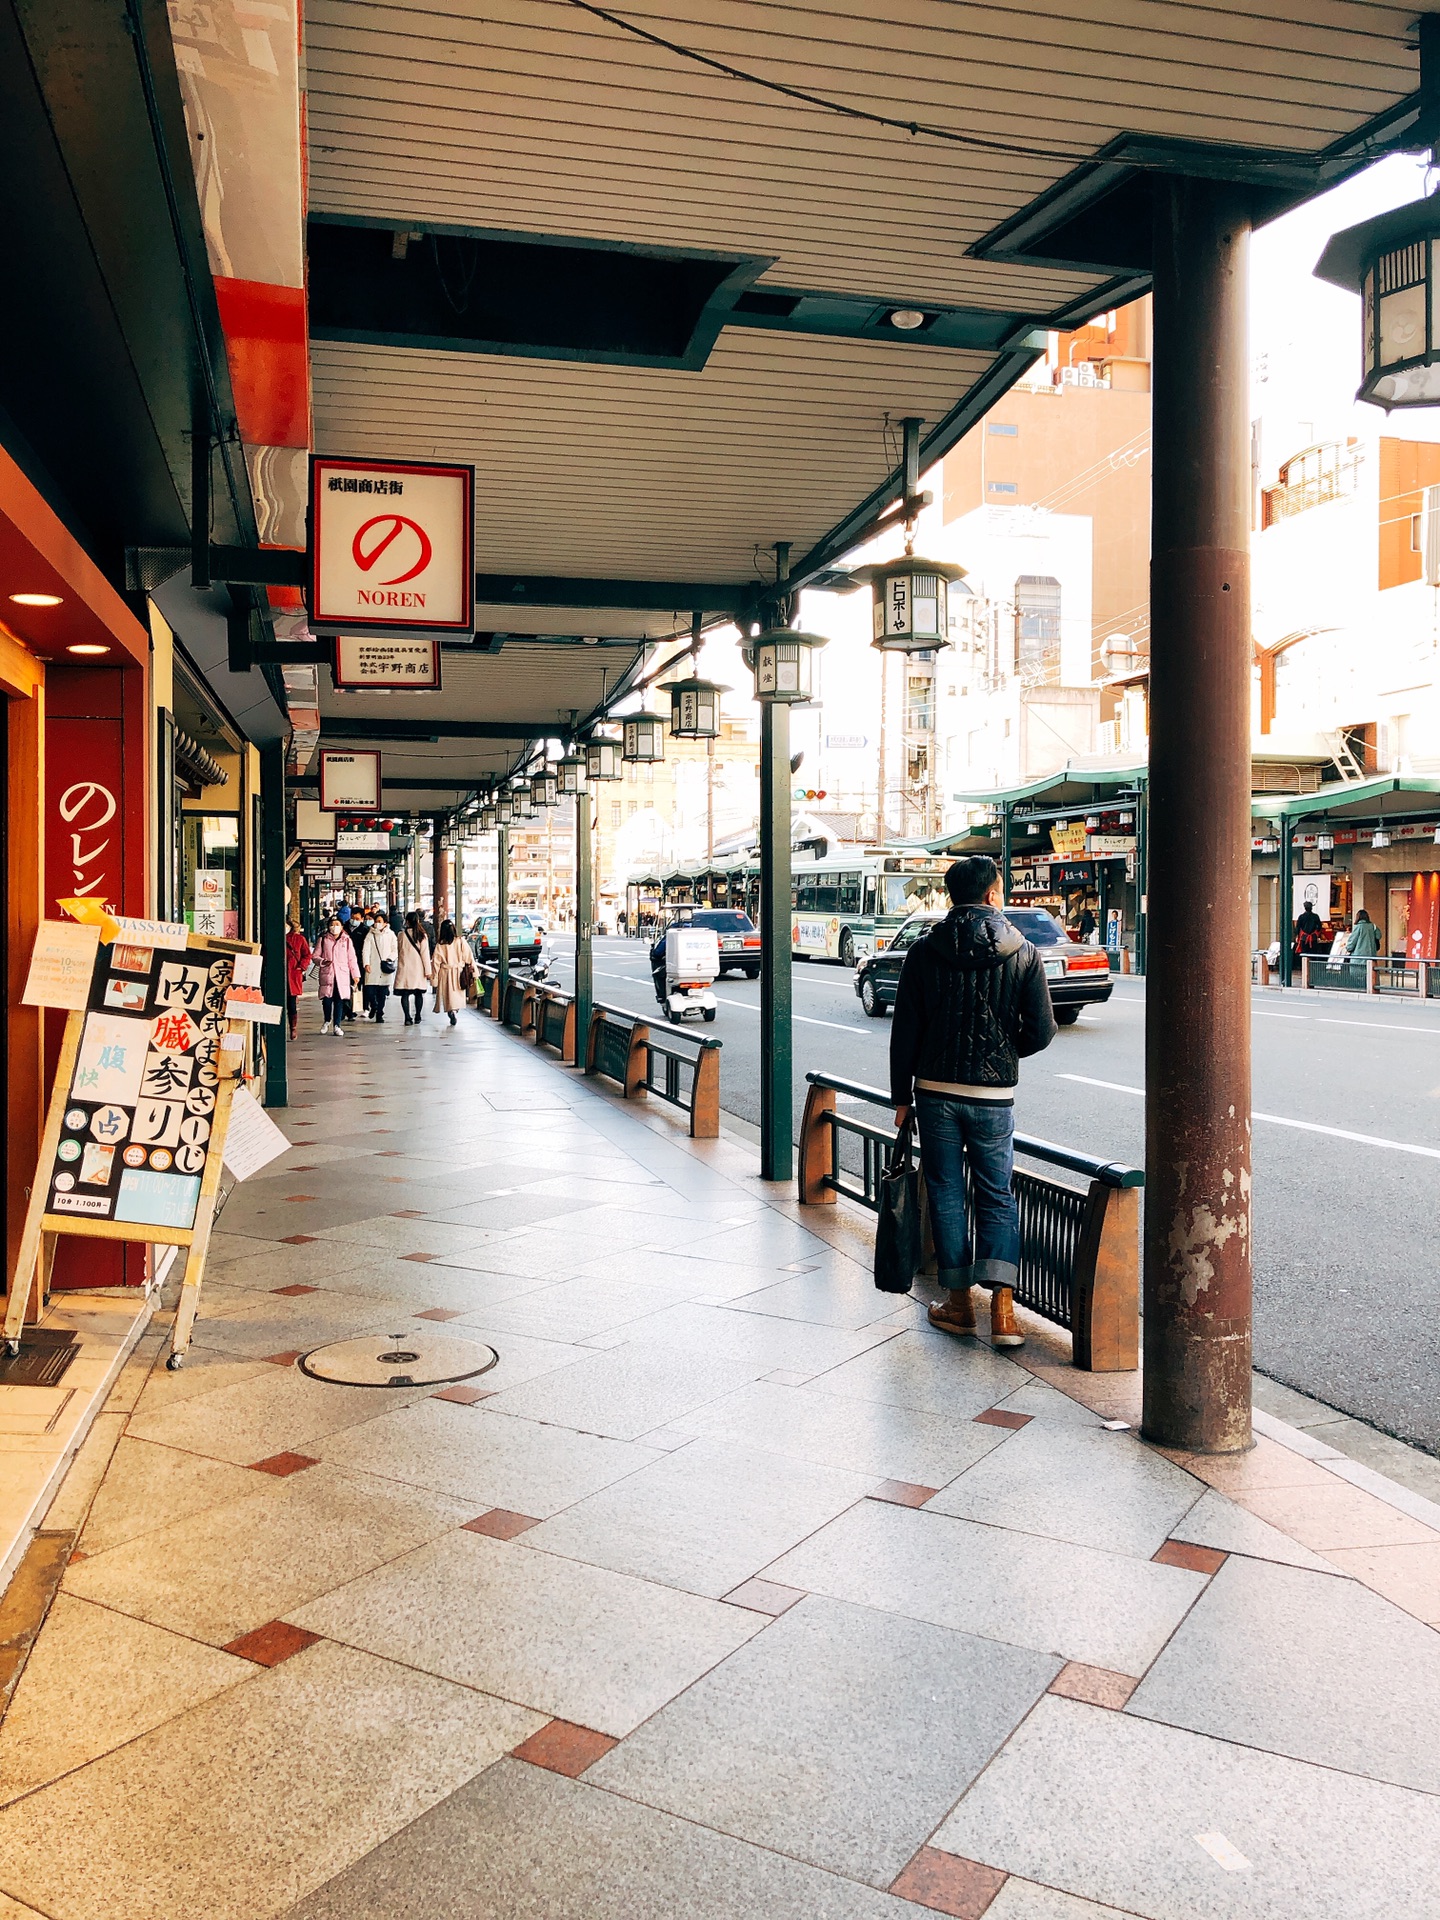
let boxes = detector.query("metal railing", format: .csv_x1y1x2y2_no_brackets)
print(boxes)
798,1072,1142,1372
1300,955,1440,998
533,983,576,1062
585,1001,721,1138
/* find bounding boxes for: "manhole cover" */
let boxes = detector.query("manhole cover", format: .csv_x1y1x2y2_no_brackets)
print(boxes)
299,1332,499,1389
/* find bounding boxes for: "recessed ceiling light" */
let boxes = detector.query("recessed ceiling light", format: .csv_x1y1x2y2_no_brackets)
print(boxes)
10,591,62,607
888,309,927,331
66,642,110,656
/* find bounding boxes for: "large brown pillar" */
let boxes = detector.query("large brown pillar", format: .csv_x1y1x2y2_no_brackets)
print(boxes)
1142,179,1253,1453
431,817,449,923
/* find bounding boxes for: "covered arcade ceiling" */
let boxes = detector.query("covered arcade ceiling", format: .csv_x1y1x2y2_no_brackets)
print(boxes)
289,0,1428,811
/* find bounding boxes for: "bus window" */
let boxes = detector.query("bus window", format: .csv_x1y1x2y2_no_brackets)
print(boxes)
815,881,838,911
864,877,880,915
796,874,817,910
839,872,862,914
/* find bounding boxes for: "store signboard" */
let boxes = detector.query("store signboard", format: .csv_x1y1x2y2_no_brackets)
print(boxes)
336,831,391,851
295,800,336,844
1049,822,1088,857
1089,834,1136,856
319,750,381,812
333,636,441,690
310,458,473,635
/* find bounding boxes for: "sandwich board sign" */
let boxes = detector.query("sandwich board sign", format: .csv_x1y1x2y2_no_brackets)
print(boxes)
7,919,281,1368
309,457,473,636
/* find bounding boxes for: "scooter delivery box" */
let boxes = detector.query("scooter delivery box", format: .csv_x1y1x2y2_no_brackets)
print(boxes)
666,926,720,986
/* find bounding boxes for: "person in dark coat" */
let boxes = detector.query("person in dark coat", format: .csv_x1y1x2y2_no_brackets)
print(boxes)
890,855,1057,1347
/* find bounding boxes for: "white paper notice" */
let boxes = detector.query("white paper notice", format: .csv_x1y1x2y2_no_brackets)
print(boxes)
22,920,100,1009
222,1086,293,1181
230,952,263,989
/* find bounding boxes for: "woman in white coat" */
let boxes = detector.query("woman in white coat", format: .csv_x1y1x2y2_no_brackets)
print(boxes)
361,909,399,1022
431,918,472,1027
395,910,431,1026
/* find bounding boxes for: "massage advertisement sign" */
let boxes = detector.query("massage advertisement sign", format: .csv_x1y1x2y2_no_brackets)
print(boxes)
43,940,240,1231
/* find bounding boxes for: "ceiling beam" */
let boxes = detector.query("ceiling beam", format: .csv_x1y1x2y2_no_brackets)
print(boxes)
319,719,559,741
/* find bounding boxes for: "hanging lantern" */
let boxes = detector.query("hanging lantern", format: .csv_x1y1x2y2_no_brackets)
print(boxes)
667,677,725,739
1315,829,1335,852
849,554,966,653
495,792,514,826
622,709,665,762
1258,834,1280,855
585,730,621,781
533,768,558,807
1371,828,1391,848
1316,193,1440,408
1084,814,1102,832
1117,810,1135,827
558,752,586,795
509,777,534,818
480,804,497,832
743,625,826,705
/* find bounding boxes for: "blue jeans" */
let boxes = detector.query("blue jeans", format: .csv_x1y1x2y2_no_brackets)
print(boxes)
914,1093,1020,1290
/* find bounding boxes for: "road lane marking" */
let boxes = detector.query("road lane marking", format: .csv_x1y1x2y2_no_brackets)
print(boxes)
1056,1073,1440,1160
1317,1019,1440,1036
712,995,861,1033
1254,1011,1306,1020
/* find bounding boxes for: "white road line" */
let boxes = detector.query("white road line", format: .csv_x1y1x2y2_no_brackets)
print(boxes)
1318,1019,1440,1036
1056,1073,1440,1160
713,995,860,1033
1254,1011,1307,1020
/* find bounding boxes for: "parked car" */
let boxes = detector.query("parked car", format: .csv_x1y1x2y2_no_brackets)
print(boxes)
853,906,1113,1023
469,912,545,967
661,907,762,978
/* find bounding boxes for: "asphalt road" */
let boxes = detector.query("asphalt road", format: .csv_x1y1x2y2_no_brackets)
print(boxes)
545,936,1440,1455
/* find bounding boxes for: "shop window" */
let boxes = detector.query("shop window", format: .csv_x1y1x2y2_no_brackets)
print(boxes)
182,814,240,937
1015,575,1062,680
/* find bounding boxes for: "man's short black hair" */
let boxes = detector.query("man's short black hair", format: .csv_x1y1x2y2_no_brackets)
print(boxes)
946,855,999,906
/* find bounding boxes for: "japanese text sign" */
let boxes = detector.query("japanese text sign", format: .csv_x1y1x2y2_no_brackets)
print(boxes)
310,458,473,634
320,750,381,812
333,636,441,690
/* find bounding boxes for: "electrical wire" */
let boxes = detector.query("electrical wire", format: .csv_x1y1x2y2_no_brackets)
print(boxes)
557,0,1095,165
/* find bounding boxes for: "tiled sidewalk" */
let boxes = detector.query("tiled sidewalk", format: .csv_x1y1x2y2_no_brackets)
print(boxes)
0,1003,1435,1918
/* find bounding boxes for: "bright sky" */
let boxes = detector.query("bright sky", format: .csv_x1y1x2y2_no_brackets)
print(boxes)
1252,151,1438,452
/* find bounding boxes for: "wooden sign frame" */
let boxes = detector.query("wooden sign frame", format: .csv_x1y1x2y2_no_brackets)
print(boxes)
4,933,259,1371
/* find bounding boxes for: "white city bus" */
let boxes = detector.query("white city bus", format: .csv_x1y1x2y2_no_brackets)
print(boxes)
789,854,949,964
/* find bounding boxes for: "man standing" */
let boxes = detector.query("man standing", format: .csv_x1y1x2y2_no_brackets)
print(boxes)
890,855,1057,1347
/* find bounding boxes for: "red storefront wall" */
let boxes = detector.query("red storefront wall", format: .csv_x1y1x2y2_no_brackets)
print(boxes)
43,666,148,1287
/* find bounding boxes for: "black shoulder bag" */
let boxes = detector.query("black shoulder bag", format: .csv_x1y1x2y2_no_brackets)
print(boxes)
874,1114,922,1294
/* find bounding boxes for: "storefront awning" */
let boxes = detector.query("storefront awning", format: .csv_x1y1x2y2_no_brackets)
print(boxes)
1252,776,1440,823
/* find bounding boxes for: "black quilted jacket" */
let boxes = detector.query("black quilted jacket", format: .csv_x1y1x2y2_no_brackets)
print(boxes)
889,906,1057,1103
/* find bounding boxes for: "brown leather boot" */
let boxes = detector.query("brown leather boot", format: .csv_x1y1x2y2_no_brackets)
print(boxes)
928,1287,976,1336
989,1286,1024,1347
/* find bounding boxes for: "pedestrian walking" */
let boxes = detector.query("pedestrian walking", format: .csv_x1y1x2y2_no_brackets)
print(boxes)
284,916,312,1040
362,907,399,1021
431,918,472,1027
315,916,357,1037
1345,907,1380,957
889,854,1057,1347
395,910,431,1025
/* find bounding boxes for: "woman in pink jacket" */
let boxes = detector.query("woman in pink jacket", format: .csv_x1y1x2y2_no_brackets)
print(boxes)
315,915,357,1037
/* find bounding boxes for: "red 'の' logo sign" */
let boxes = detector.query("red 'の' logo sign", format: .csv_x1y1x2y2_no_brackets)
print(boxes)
351,515,433,586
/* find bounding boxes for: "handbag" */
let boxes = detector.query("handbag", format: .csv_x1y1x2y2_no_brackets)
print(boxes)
381,957,396,974
874,1115,922,1294
459,961,475,992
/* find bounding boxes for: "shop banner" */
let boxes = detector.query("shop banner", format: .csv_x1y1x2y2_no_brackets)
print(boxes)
1406,872,1440,962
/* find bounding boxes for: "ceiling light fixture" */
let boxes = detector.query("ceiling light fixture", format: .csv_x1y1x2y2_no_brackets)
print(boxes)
66,642,110,655
11,591,63,607
888,309,927,331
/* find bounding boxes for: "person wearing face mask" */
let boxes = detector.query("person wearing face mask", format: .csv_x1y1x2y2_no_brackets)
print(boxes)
315,915,357,1036
394,909,432,1025
361,908,399,1021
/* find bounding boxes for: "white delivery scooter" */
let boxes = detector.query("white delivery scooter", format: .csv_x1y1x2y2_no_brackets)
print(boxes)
659,923,720,1024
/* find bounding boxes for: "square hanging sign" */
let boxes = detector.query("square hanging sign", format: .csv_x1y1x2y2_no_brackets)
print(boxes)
333,635,441,691
310,458,473,635
319,750,381,813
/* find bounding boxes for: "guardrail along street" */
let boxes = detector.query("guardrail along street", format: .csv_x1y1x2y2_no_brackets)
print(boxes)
798,1071,1142,1373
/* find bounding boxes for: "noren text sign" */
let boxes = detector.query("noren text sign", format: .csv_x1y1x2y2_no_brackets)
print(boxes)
310,458,473,634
